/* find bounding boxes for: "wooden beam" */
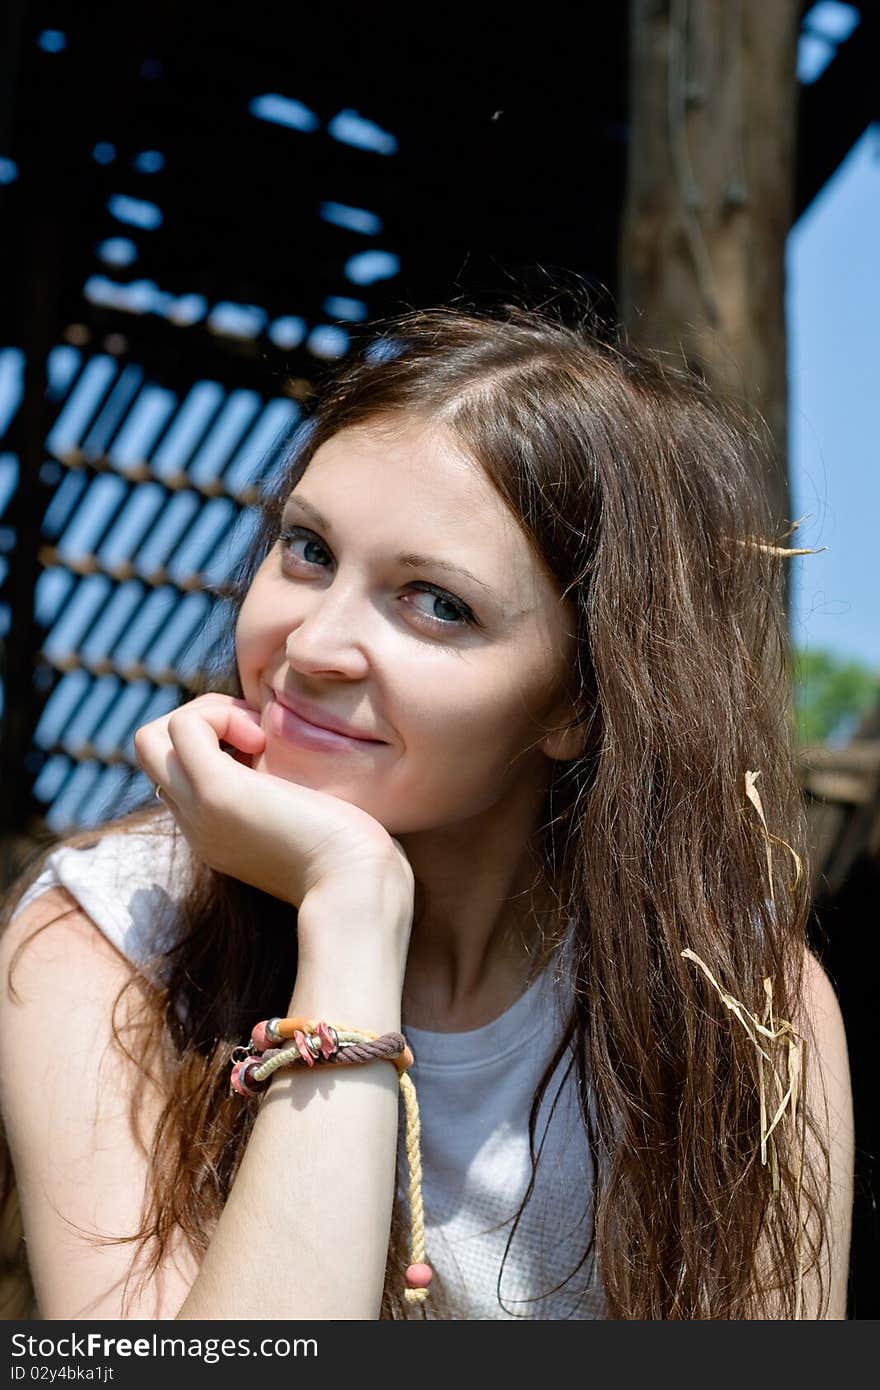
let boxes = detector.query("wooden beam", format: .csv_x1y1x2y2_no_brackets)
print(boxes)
620,0,800,582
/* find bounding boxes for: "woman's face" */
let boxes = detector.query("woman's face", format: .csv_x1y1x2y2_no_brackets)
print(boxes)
235,415,580,835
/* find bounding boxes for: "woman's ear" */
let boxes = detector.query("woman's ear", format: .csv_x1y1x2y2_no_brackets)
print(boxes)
540,702,588,763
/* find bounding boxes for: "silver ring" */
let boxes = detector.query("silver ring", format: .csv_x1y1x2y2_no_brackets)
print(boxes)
154,784,164,800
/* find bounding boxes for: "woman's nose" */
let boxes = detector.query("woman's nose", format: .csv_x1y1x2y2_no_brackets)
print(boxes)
283,580,371,679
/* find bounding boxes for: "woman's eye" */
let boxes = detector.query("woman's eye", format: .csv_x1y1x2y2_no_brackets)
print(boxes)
404,586,474,629
278,526,476,632
279,527,331,569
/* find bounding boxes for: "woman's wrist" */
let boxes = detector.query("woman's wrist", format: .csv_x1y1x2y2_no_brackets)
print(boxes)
297,873,412,956
287,961,404,1037
292,881,411,1034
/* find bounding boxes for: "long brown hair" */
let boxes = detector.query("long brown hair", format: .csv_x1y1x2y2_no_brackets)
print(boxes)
1,301,828,1318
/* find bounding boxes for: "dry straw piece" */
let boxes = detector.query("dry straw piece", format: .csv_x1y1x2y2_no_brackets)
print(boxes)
731,513,828,559
681,769,808,1315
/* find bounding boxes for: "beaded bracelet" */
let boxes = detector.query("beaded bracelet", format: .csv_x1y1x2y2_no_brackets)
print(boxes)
229,1014,432,1305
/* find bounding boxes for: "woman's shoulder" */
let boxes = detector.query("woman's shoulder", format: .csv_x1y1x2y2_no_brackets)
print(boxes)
797,946,854,1319
5,808,190,978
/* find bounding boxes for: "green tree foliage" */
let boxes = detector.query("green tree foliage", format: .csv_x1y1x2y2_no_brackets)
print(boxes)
790,645,880,747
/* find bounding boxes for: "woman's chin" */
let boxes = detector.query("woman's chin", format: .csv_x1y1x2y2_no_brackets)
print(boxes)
255,746,322,783
253,746,403,832
258,746,357,795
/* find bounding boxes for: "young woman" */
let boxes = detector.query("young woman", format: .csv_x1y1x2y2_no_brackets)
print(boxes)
0,304,853,1320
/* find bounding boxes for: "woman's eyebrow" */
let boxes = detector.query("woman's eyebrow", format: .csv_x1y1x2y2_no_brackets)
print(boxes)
283,493,333,531
283,493,497,595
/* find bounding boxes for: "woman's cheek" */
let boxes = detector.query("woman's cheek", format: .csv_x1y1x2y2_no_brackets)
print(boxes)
234,622,275,712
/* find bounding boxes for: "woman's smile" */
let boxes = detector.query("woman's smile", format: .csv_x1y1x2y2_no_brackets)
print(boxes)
266,690,388,753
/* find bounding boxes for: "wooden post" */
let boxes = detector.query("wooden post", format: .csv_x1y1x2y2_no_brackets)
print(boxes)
620,0,801,590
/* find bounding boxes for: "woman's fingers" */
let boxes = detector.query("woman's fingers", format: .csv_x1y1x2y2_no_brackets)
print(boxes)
223,704,266,753
131,689,410,912
165,704,254,805
134,726,190,805
174,696,265,775
134,692,264,805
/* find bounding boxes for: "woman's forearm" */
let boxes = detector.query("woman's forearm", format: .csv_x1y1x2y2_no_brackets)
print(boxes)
176,892,409,1321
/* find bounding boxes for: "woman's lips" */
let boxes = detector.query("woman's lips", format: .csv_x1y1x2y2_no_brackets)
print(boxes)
266,694,385,752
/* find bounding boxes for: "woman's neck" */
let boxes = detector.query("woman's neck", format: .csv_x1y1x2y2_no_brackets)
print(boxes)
398,792,555,1032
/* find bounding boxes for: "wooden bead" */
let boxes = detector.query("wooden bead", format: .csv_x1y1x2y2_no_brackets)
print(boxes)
405,1262,433,1289
251,1021,274,1052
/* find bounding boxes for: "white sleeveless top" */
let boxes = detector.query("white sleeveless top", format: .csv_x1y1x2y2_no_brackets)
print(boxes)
10,817,605,1319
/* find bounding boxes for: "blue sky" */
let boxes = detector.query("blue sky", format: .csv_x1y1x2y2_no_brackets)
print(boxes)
787,121,880,672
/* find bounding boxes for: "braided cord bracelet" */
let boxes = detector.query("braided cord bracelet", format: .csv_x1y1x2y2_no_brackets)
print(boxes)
229,1015,431,1305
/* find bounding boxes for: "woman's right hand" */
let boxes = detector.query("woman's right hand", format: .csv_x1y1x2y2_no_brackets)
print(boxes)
133,693,415,967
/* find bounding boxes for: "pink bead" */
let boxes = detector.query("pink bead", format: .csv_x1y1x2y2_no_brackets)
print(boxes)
230,1058,267,1097
293,1029,315,1066
405,1263,433,1289
251,1021,275,1052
